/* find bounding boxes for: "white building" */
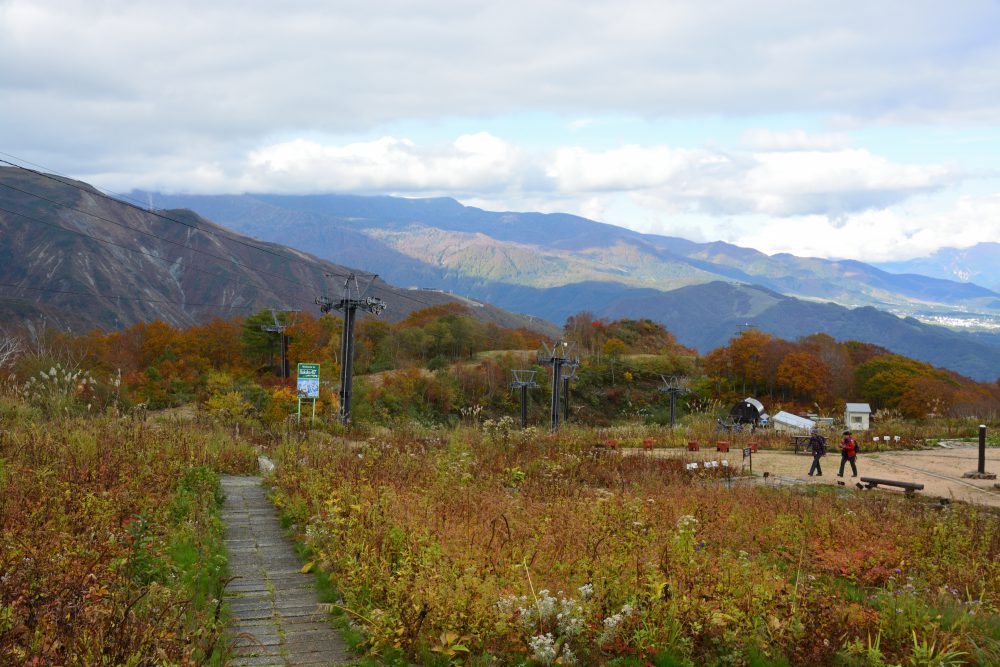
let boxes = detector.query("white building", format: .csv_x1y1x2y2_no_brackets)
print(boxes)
844,403,872,431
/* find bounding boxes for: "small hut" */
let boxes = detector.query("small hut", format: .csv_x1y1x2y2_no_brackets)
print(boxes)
845,403,871,431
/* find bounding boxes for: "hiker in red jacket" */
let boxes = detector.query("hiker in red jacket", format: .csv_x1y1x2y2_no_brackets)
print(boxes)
838,430,859,478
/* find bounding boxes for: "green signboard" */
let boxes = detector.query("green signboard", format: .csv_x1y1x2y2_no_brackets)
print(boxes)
297,363,320,399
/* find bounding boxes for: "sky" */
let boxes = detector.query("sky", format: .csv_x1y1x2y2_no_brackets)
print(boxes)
3,0,1000,263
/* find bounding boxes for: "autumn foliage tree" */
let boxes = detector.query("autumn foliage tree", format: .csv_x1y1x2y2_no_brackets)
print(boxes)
776,350,830,403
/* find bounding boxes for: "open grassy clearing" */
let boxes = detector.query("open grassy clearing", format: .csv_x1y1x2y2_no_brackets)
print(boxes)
269,424,1000,666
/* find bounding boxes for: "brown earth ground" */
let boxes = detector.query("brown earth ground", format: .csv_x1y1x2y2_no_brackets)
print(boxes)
621,443,1000,508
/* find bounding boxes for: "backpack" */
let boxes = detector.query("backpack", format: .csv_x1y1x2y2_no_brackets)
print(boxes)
843,437,857,457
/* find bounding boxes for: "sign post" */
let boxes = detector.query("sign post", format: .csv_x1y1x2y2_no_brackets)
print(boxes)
964,424,996,480
742,446,752,474
296,363,320,423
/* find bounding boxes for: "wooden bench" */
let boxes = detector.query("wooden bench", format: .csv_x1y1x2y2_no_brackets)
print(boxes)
791,435,812,454
860,477,924,496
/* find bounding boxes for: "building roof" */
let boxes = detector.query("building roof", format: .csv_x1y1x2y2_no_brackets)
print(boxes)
772,411,816,430
845,403,872,413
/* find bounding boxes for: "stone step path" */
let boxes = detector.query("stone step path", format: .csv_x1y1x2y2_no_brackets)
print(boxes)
221,475,351,667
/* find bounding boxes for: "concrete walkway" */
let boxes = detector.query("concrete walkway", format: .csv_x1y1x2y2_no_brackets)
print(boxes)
221,475,351,667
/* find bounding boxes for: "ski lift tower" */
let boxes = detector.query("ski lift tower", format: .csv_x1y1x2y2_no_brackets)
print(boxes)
260,308,299,379
538,341,579,432
510,369,539,428
316,273,386,425
658,375,689,428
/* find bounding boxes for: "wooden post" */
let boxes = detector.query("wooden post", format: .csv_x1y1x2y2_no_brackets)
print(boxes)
979,424,987,475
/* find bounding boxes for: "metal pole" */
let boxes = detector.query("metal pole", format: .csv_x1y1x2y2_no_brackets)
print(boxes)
980,424,987,475
318,274,385,427
520,385,528,428
669,392,677,428
550,359,562,432
340,305,356,424
562,376,570,423
281,333,289,379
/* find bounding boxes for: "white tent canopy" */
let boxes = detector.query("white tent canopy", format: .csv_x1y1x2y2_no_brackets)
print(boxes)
772,411,815,432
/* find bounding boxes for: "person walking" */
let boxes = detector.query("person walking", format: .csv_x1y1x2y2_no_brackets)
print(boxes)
807,428,826,476
838,430,859,477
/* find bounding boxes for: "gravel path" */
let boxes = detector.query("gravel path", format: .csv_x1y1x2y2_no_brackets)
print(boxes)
618,445,1000,505
221,475,351,667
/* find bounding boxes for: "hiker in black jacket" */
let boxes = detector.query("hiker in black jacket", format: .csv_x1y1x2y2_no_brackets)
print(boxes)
807,428,826,476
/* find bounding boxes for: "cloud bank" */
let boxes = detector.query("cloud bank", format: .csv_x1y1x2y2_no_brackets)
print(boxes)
2,0,999,262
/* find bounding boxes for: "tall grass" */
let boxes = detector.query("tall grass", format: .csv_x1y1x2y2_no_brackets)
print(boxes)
0,406,256,664
270,424,999,665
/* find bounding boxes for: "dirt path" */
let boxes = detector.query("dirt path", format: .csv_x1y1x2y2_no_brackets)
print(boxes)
222,476,351,666
622,445,1000,507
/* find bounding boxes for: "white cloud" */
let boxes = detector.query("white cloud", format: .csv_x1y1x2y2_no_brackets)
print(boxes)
85,129,967,264
738,149,956,216
244,133,520,193
723,194,1000,262
543,142,956,217
546,144,729,192
4,0,1000,167
102,129,956,221
2,1,998,262
741,128,851,151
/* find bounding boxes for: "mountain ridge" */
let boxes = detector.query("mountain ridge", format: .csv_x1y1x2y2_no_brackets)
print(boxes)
0,168,555,337
137,190,1000,318
876,242,1000,292
2,171,997,381
125,189,1000,380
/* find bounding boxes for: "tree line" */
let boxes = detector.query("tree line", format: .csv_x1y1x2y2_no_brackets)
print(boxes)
1,306,997,424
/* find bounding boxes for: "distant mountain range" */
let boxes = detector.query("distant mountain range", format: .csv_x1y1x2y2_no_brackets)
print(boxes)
0,168,553,336
138,191,1000,322
876,243,1000,293
133,190,1000,381
1,169,997,381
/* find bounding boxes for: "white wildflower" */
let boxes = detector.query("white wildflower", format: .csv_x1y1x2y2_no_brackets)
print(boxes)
535,589,558,624
676,515,699,531
557,596,584,637
528,633,558,665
